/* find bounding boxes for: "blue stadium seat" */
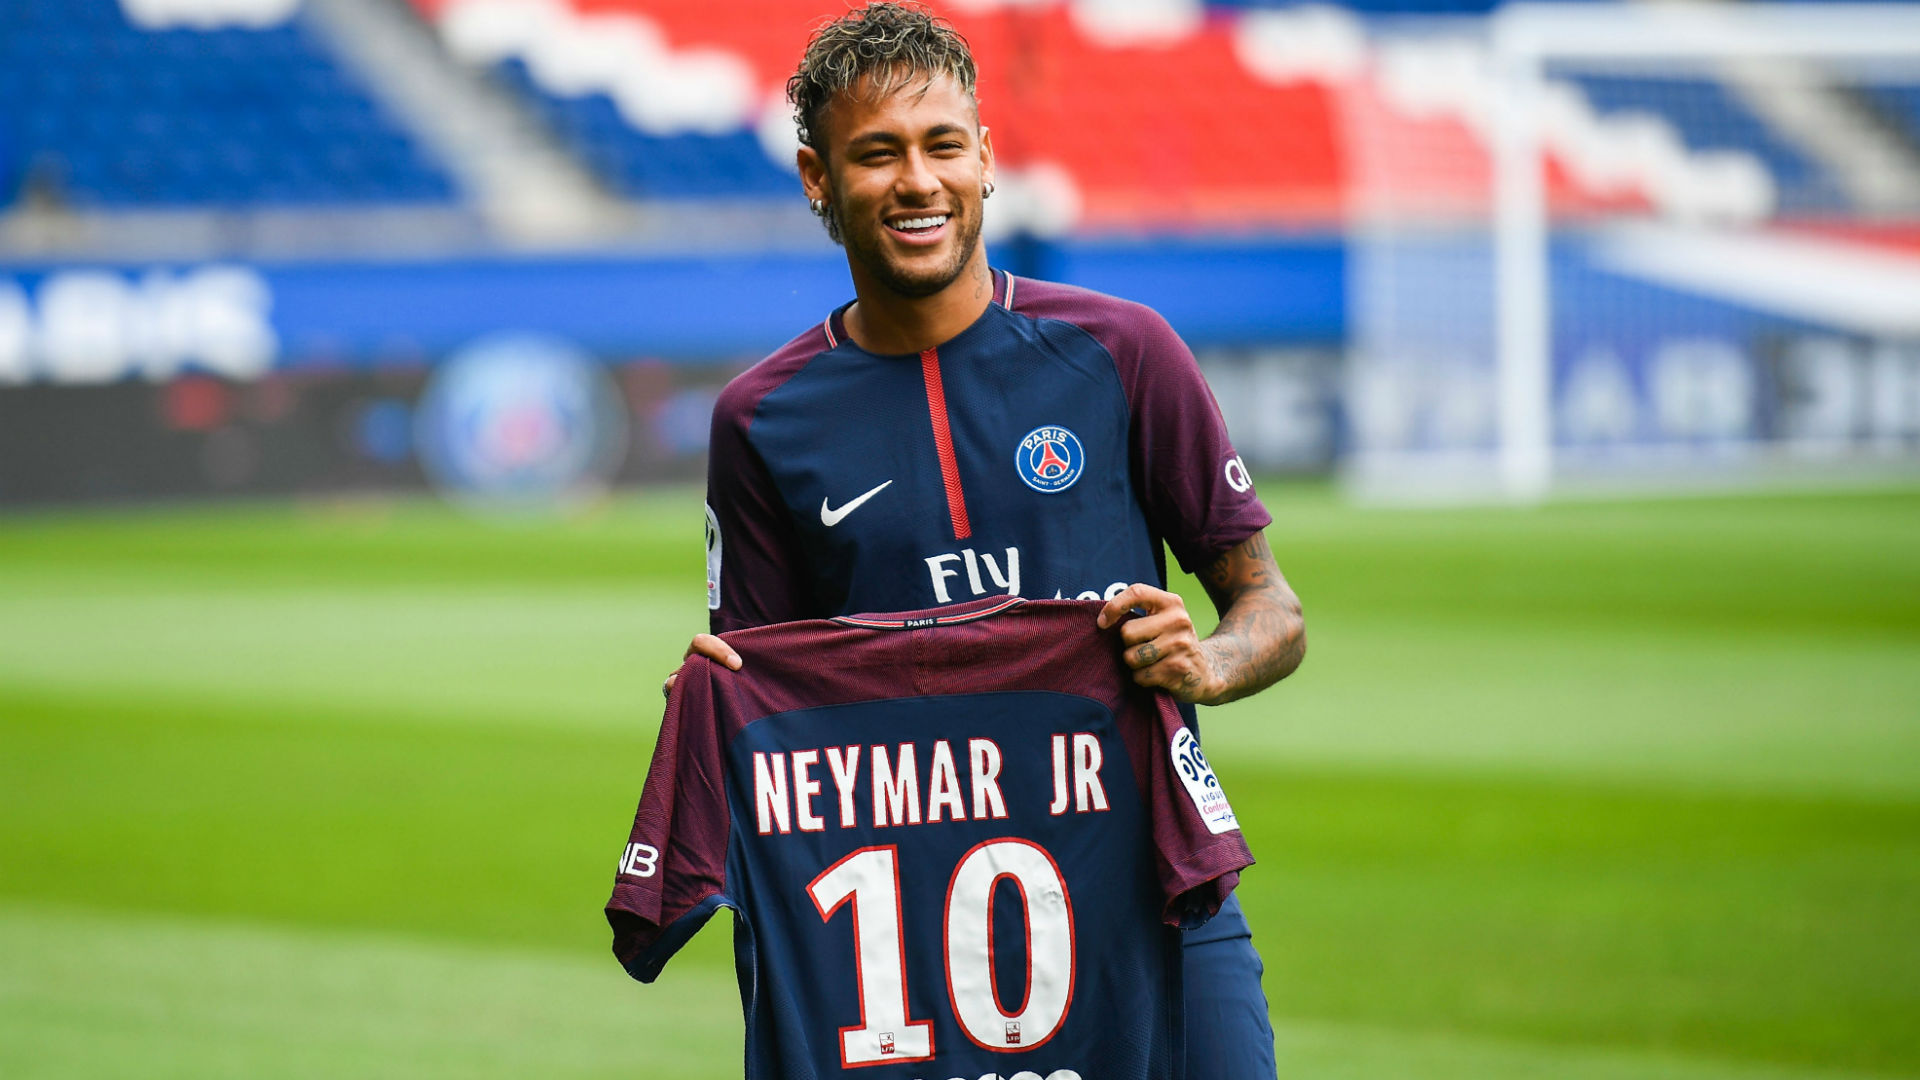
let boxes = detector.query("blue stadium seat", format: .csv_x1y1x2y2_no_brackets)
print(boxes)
494,58,792,200
1572,74,1848,214
1205,0,1504,11
1861,83,1920,149
0,0,457,210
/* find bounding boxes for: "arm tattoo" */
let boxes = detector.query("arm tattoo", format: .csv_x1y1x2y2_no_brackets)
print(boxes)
1194,531,1304,706
1202,531,1272,591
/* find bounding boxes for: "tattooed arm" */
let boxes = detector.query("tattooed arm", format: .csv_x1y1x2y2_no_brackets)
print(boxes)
1189,531,1306,704
1096,530,1305,706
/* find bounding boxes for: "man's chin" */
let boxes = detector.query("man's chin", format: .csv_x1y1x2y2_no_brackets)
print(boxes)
880,269,958,299
848,217,981,301
870,254,966,300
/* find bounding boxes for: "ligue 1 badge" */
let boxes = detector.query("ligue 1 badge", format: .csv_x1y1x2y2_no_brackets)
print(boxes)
1015,425,1084,493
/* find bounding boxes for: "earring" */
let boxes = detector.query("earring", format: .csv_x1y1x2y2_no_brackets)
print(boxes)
982,181,995,200
808,197,827,215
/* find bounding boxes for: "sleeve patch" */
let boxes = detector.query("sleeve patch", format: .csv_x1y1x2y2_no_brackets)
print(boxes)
1171,727,1238,835
704,503,722,611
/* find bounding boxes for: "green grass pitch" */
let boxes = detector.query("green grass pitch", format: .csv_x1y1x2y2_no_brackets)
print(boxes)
1,485,1916,1078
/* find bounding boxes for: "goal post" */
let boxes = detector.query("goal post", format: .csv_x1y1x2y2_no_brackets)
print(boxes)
1342,3,1920,502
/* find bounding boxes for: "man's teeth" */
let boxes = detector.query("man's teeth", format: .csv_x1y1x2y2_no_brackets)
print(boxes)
891,215,948,231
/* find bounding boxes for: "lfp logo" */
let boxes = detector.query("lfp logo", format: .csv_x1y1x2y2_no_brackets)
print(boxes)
1015,425,1084,493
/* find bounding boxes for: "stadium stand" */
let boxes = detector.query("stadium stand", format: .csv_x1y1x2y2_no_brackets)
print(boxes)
0,0,456,209
413,0,1860,232
416,0,1345,226
0,0,1881,236
1862,82,1920,150
1570,74,1846,214
1206,0,1500,11
493,59,793,198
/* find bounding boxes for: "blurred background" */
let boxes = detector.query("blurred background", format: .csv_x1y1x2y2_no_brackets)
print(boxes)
1,0,1916,1077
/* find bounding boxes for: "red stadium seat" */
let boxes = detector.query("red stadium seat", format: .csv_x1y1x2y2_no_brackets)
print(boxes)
413,0,1347,228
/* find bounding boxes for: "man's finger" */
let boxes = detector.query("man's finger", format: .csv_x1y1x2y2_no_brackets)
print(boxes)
686,633,743,671
1116,608,1192,648
1125,628,1198,670
1095,583,1181,629
1132,655,1208,701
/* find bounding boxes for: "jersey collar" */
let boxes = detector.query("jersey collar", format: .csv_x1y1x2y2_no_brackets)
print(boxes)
822,268,1017,351
831,595,1026,630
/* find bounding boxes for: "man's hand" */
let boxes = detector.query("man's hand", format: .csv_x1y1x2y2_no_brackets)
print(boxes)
662,633,742,698
1096,530,1305,707
1097,585,1218,704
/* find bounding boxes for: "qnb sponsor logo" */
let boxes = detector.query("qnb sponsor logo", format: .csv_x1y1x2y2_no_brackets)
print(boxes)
617,842,658,879
907,1070,1083,1080
1223,453,1253,494
0,267,277,385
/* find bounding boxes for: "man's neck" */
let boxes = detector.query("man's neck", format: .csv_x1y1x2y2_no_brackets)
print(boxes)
844,252,994,355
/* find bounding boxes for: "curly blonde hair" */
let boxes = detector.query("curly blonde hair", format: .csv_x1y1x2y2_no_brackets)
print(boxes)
788,2,979,155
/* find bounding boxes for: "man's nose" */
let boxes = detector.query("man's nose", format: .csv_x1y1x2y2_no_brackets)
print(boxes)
896,150,942,200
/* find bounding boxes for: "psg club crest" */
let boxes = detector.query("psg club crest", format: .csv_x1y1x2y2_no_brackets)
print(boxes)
414,333,627,509
1015,425,1084,493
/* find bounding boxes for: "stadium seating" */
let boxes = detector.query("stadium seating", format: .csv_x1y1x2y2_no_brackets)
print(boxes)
493,58,793,198
1862,82,1920,150
0,0,456,209
415,0,1343,226
413,0,1879,232
7,0,1868,230
1571,74,1845,213
1205,0,1500,11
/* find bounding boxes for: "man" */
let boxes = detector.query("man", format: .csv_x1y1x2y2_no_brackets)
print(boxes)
671,4,1305,1076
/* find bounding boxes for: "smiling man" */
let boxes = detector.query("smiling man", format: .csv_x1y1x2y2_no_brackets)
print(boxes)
676,3,1305,1076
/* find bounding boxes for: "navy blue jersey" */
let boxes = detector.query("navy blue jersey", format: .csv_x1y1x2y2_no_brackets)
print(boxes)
705,271,1271,632
608,598,1253,1080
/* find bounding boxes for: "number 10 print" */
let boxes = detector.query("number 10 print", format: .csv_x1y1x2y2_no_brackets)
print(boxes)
807,840,1076,1068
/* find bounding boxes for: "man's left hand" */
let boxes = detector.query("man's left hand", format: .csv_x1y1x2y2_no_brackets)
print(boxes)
1097,584,1220,705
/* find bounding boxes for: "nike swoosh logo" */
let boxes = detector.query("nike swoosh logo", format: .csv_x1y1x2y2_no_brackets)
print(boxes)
821,480,893,527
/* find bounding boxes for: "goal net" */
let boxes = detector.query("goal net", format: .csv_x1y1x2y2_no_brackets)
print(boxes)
1340,3,1920,501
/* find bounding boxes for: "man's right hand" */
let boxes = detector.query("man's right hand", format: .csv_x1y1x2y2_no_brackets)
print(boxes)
662,633,743,698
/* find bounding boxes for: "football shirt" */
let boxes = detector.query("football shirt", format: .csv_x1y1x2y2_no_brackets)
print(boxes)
606,597,1253,1080
704,269,1271,632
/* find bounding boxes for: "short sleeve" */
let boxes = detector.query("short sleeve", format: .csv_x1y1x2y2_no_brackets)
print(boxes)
1119,309,1273,575
706,377,815,633
606,657,734,981
1139,694,1255,927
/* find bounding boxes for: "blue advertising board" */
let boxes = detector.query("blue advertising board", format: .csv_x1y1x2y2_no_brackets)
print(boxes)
0,237,1347,384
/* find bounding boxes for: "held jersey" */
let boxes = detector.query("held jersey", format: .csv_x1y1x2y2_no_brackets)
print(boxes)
704,270,1272,632
607,598,1254,1080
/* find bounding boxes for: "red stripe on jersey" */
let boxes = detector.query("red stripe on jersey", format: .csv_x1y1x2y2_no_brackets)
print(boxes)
919,347,972,540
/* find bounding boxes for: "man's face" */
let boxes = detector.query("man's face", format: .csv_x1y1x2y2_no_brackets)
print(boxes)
801,73,994,300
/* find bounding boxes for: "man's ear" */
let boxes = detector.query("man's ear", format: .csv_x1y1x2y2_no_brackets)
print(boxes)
798,145,830,203
978,124,995,191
